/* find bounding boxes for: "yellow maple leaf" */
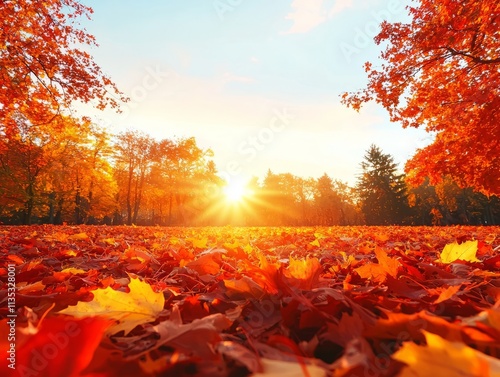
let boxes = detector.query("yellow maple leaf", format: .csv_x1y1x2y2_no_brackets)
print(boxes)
58,277,164,335
287,256,321,289
309,239,320,247
439,240,480,264
191,237,208,249
68,232,89,241
60,267,86,275
393,331,500,377
224,240,240,250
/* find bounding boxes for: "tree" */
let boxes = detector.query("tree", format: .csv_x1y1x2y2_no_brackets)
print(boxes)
407,177,440,225
0,114,116,224
155,137,215,225
114,131,154,225
314,174,343,225
0,0,124,132
356,145,410,225
342,0,500,195
0,116,48,224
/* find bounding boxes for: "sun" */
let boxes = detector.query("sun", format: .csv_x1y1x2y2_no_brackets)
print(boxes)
223,179,252,203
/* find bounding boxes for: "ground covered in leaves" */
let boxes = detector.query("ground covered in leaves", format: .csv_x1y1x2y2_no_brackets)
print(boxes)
1,225,500,377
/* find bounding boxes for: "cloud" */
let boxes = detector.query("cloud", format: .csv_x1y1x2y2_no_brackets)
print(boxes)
251,56,260,64
328,0,353,18
284,0,355,34
285,0,327,34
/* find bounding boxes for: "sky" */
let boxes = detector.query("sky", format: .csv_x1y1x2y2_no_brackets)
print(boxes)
77,0,432,186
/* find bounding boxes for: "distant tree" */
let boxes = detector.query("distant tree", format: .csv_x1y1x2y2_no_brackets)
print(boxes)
342,0,500,195
146,137,219,225
0,115,116,224
407,177,440,225
114,131,154,225
314,174,343,225
0,116,49,224
332,180,363,225
408,175,500,225
356,145,410,225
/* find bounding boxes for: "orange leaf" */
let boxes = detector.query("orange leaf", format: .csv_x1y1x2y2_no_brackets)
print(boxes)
185,254,220,275
7,254,24,265
374,247,400,278
3,318,109,377
433,285,461,304
393,331,500,377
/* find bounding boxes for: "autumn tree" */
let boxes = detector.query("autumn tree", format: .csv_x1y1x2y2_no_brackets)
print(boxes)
259,170,300,225
0,0,124,134
121,136,221,226
407,177,441,225
332,179,363,225
357,145,410,225
0,115,49,224
159,137,217,225
342,0,500,195
0,115,116,224
45,123,116,224
114,131,155,225
314,174,343,225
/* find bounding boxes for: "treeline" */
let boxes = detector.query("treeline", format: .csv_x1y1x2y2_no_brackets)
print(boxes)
223,145,499,226
0,117,221,225
0,117,498,226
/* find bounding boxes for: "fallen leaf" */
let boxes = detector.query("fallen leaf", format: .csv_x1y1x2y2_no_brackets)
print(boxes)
191,237,208,249
223,276,265,299
17,280,46,293
7,254,24,265
393,331,500,377
3,317,109,377
439,240,480,264
185,253,221,275
60,267,86,275
216,341,261,373
374,247,400,278
433,285,461,304
287,256,321,289
58,277,164,335
252,358,326,377
68,232,89,241
125,313,233,361
354,248,400,283
310,239,320,247
354,263,387,283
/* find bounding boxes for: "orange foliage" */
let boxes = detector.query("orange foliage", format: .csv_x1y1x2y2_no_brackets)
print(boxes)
342,0,500,195
1,225,500,376
0,0,124,132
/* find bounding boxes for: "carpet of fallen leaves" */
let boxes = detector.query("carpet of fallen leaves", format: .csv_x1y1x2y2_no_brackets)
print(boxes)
1,225,500,377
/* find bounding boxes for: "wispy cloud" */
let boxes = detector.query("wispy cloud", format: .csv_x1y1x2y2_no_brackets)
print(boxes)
284,0,355,34
328,0,353,18
285,0,327,34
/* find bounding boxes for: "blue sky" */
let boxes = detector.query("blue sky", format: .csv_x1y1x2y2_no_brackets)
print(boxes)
79,0,431,185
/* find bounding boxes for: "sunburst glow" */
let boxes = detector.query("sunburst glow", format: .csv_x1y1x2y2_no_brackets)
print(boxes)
223,180,251,203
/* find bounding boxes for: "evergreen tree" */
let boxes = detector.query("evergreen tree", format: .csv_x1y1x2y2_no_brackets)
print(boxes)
356,145,410,225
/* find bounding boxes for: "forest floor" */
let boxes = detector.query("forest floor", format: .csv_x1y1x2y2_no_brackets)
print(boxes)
1,225,500,376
